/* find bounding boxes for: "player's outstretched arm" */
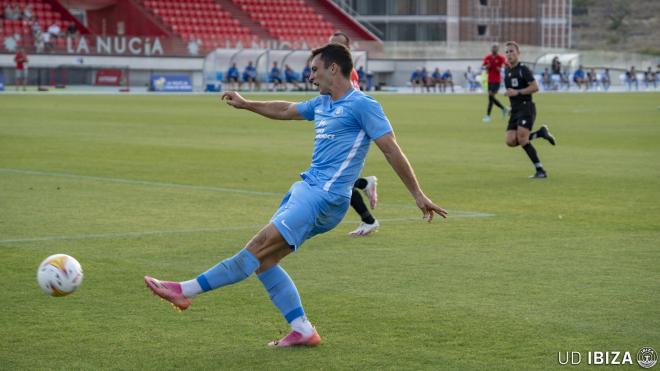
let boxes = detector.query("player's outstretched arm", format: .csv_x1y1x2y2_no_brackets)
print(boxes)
374,133,448,222
221,91,304,120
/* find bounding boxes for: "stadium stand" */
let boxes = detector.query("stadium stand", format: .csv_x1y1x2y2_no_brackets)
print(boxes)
141,0,256,47
233,0,333,46
135,0,378,52
2,0,378,55
1,0,86,50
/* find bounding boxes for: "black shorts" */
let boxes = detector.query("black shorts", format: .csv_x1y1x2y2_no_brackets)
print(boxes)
488,82,500,93
507,101,536,131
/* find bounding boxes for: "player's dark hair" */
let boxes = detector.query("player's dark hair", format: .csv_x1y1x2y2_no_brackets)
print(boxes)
331,31,350,47
311,43,353,79
505,41,520,52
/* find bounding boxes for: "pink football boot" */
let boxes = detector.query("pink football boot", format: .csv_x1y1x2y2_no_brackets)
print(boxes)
144,276,191,311
267,329,322,347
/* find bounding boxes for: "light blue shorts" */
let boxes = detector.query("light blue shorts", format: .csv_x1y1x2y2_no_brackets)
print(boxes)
271,181,350,250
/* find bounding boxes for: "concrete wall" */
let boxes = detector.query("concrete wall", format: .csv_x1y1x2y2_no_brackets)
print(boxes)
0,53,204,90
2,46,654,90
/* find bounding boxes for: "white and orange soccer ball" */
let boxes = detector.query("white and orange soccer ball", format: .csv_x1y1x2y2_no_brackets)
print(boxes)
37,254,84,297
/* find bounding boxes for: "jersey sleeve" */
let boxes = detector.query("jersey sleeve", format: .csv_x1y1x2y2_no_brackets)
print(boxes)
355,96,393,140
522,65,535,82
295,95,323,121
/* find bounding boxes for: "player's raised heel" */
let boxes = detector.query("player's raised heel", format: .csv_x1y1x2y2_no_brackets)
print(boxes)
540,124,556,146
144,276,191,311
267,329,322,348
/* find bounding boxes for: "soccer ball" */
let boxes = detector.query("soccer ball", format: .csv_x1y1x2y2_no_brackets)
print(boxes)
37,254,84,297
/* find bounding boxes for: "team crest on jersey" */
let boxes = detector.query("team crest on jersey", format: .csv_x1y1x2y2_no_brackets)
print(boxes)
334,107,343,116
512,78,519,87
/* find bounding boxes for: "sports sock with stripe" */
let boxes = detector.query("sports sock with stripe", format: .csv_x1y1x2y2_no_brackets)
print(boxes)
195,248,260,292
258,265,313,336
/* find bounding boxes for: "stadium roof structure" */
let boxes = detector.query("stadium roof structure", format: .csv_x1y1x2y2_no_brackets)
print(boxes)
534,53,580,70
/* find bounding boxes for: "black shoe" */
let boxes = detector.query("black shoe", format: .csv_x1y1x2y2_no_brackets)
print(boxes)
529,170,548,179
540,124,556,146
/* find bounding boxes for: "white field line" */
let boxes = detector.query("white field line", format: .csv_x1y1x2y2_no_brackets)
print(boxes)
0,225,262,244
1,168,492,214
1,168,495,244
0,214,493,244
0,168,280,197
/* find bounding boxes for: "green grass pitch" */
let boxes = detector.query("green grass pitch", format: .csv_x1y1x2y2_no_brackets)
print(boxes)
1,92,658,370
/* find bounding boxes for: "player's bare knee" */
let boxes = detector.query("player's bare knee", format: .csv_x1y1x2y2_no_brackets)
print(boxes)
255,256,280,274
253,244,291,273
246,224,291,262
245,232,268,256
245,243,264,261
246,239,277,261
505,133,518,147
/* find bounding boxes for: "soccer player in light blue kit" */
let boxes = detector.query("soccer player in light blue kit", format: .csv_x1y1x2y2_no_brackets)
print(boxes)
144,44,447,347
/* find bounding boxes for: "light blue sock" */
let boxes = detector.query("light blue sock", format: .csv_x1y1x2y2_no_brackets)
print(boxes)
196,248,259,292
258,265,304,323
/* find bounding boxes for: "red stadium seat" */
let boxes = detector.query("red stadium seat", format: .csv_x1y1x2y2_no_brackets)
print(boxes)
227,0,337,42
147,0,345,42
143,0,265,40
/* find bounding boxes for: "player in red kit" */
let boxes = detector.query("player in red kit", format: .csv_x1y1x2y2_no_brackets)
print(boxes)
14,47,28,91
330,32,360,90
482,44,509,123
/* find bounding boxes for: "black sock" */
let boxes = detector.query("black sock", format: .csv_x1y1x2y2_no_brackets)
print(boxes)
529,130,541,140
522,143,544,172
351,189,375,224
491,96,505,110
353,178,367,190
487,96,494,115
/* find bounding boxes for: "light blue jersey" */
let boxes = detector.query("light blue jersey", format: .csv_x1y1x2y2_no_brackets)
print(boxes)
270,88,392,249
295,88,393,198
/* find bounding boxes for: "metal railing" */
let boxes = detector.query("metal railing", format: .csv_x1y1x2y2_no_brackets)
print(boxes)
329,0,384,39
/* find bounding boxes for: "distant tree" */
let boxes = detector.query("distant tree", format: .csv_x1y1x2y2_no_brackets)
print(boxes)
604,0,631,44
607,0,630,31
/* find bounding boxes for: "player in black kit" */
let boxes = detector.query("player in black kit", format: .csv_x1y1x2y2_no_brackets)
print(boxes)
503,41,556,179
